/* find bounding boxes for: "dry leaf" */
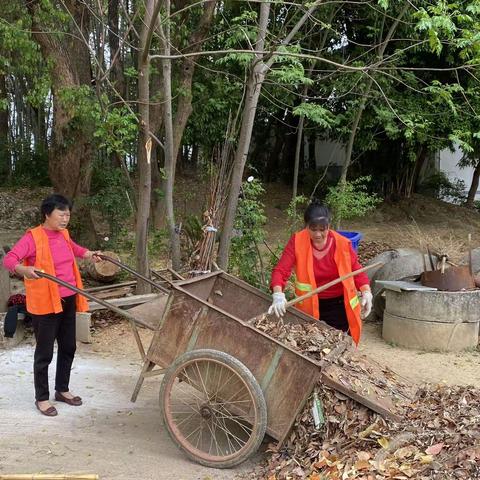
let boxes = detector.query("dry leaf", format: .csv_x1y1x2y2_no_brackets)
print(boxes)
425,443,444,455
378,437,390,449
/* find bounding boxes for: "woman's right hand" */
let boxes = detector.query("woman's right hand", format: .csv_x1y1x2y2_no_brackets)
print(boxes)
268,292,287,318
15,265,41,280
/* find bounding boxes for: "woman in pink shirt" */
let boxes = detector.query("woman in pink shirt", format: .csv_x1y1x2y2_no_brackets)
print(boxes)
3,194,100,417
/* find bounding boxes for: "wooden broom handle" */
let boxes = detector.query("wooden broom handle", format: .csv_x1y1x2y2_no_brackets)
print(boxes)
285,261,382,308
0,475,99,480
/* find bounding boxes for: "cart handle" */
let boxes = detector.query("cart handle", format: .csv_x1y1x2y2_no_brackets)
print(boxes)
96,254,170,294
34,270,155,331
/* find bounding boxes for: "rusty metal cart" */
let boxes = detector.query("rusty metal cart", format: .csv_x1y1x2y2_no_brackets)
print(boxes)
37,267,415,469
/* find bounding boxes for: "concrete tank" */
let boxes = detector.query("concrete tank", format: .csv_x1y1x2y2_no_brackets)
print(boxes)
382,289,480,351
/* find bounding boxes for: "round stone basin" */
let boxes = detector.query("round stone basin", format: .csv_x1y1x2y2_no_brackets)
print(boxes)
382,289,480,351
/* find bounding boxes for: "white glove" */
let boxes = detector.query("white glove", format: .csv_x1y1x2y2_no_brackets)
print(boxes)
268,292,287,318
360,290,373,319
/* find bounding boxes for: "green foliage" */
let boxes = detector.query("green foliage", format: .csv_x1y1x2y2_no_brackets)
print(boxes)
183,214,203,254
325,177,381,228
95,107,138,156
216,10,259,68
418,171,467,204
229,178,268,290
286,195,309,233
270,46,314,86
8,146,50,187
148,229,169,258
293,103,338,129
87,159,133,240
58,85,100,141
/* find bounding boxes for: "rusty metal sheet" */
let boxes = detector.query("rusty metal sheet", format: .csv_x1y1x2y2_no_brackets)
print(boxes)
126,294,169,330
421,265,475,291
209,275,272,322
176,271,219,301
147,292,209,366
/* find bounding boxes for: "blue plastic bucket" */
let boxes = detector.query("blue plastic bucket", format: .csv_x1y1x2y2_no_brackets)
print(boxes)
337,231,363,252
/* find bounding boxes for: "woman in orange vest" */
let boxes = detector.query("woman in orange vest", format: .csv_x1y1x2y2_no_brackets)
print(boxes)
268,201,372,345
3,194,101,416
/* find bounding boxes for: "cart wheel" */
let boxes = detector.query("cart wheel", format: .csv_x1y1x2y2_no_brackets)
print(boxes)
160,349,267,468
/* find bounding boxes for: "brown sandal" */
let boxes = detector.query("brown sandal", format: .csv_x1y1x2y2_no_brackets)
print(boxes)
35,401,58,417
55,391,82,406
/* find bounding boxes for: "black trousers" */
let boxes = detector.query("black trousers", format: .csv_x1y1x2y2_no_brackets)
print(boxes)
319,296,350,333
31,295,77,401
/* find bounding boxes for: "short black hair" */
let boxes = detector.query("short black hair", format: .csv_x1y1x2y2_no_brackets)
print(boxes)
40,194,73,220
304,201,331,226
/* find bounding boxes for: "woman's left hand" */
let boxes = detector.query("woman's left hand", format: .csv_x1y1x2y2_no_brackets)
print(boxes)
84,250,103,263
360,290,373,319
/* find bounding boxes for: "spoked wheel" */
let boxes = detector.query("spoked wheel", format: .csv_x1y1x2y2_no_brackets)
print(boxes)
160,349,267,468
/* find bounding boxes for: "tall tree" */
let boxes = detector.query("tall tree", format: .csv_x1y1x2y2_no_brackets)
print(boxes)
26,0,96,242
218,0,322,269
136,0,156,293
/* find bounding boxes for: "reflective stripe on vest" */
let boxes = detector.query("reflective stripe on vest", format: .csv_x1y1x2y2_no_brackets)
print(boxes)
295,281,312,292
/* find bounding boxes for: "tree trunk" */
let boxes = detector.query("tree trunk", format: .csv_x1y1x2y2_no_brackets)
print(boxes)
151,0,216,236
27,0,96,245
466,160,480,208
292,114,304,200
149,66,165,230
0,73,9,180
171,0,216,168
158,0,182,270
218,0,321,269
216,1,271,270
135,0,155,293
108,0,126,98
409,144,428,197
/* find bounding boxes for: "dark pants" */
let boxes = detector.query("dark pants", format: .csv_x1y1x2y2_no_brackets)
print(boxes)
31,295,77,401
319,296,350,333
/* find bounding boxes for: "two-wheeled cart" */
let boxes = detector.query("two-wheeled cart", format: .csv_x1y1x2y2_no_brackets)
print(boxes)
37,260,415,468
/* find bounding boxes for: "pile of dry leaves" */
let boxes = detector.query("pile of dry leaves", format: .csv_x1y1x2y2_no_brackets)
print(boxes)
253,318,480,479
262,383,479,479
357,241,393,265
90,310,125,330
253,318,346,363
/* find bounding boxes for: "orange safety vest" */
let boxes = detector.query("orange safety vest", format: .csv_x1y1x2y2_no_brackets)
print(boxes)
294,229,362,344
23,226,89,315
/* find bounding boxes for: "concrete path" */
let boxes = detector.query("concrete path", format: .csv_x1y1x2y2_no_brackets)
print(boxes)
0,346,258,479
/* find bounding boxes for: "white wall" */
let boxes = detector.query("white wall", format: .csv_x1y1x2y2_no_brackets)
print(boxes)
314,137,346,168
439,146,479,200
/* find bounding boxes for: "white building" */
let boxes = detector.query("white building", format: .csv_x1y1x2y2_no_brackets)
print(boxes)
438,146,479,201
310,135,478,201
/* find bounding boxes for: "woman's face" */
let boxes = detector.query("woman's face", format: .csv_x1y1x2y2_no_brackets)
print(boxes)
44,208,71,230
307,223,329,246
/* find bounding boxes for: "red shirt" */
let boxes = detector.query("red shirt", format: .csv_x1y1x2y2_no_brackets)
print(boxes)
270,231,369,299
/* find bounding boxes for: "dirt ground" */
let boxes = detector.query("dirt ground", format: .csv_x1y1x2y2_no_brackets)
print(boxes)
0,332,258,479
1,184,480,477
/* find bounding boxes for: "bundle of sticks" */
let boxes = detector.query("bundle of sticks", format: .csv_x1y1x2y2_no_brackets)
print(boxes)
187,125,234,276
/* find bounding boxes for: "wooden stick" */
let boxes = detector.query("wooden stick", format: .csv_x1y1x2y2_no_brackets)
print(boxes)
0,475,99,480
285,261,382,309
248,261,382,323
